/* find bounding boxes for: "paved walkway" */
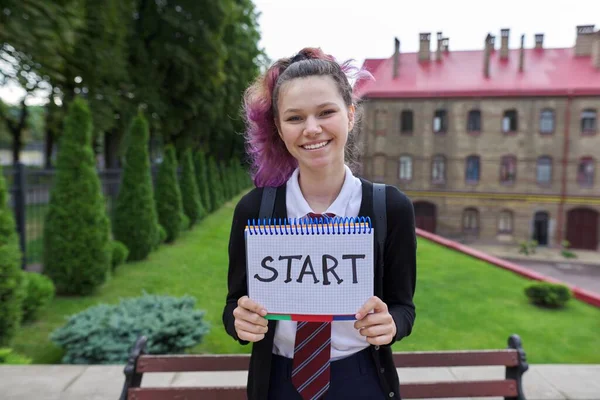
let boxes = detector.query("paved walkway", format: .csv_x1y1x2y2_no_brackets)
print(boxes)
1,364,600,400
471,245,600,267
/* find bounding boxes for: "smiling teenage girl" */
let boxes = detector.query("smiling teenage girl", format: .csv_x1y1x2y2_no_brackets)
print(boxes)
222,48,417,400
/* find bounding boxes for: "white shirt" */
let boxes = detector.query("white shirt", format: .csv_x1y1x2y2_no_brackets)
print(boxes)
272,164,368,361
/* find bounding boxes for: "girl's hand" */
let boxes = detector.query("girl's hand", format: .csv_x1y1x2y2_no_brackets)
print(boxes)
233,296,269,342
354,296,397,346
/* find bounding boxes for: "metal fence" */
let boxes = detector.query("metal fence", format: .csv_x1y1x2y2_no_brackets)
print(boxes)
2,163,161,269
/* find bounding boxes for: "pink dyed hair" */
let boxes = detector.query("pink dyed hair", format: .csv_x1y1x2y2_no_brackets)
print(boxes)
242,47,372,188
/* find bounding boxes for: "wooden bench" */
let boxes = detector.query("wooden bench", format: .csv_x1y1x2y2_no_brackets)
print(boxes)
119,334,528,400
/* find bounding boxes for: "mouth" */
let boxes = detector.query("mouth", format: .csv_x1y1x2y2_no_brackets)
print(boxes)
301,140,331,151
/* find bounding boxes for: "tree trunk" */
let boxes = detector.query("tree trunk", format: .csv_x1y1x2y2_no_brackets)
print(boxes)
44,128,54,169
10,99,28,166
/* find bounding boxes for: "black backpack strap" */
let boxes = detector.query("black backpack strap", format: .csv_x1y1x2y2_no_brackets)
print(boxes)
259,186,277,220
373,183,387,276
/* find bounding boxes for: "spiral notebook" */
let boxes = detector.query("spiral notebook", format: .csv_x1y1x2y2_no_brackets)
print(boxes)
245,216,374,322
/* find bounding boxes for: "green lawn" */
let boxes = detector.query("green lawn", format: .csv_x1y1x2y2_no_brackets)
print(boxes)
12,193,600,364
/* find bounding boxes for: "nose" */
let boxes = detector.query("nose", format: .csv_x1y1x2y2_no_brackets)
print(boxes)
304,116,322,136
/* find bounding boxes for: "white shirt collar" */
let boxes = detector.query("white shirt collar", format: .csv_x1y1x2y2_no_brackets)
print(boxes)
285,164,362,219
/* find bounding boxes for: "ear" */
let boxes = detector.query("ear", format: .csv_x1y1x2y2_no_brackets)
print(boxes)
348,104,356,131
274,118,283,139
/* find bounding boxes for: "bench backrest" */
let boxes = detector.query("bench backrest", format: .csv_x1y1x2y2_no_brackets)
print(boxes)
121,334,528,400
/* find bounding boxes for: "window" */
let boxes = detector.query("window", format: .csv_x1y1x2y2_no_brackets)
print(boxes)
502,109,518,133
463,208,479,235
400,110,413,133
540,109,555,134
433,109,447,133
431,155,446,184
578,157,595,186
467,110,481,133
500,155,517,184
498,210,513,234
536,156,552,185
581,109,597,134
374,109,387,135
399,155,412,181
465,155,480,183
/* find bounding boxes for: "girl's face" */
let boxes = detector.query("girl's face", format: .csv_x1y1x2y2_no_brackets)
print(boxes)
276,75,355,173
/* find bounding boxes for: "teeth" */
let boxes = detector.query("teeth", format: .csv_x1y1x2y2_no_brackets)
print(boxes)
303,141,329,150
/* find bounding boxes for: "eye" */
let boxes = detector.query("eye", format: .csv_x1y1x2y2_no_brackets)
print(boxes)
286,116,302,122
321,109,336,116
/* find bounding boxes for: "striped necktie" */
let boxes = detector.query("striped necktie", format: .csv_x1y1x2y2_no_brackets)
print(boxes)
292,212,335,400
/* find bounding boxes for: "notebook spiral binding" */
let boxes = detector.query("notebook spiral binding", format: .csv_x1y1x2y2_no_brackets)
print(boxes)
246,216,372,235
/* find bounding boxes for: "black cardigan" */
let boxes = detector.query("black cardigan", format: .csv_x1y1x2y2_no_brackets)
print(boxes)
222,178,417,400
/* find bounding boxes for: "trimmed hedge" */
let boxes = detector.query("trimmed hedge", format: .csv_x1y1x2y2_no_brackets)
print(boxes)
194,151,211,213
0,164,24,346
112,113,160,261
110,241,129,271
49,293,210,364
21,272,55,323
180,148,204,227
43,98,111,295
155,145,184,243
0,348,31,365
207,156,223,212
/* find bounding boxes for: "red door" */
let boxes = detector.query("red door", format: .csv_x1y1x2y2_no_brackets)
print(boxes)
414,202,436,233
566,208,599,250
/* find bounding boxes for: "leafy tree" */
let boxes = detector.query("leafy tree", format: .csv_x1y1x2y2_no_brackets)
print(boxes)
42,98,111,295
155,145,184,242
112,113,159,261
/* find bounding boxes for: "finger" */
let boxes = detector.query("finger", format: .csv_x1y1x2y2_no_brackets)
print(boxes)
238,296,267,317
357,323,391,338
366,334,394,346
355,296,388,320
354,312,392,329
237,329,266,343
234,307,268,327
235,319,269,334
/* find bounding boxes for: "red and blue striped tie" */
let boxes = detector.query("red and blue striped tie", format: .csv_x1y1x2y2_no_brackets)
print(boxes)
292,212,335,400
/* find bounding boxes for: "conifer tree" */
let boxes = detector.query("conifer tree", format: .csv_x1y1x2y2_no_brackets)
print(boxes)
179,148,204,227
155,145,184,242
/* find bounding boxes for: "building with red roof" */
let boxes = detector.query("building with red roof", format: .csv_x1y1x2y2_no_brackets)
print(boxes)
355,26,600,251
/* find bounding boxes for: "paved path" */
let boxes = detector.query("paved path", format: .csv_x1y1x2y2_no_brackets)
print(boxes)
2,364,600,400
507,259,600,294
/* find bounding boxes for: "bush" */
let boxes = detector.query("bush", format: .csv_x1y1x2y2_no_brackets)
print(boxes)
112,113,160,261
43,98,111,295
525,282,572,308
155,145,184,243
561,240,577,259
21,272,55,323
194,151,211,213
49,293,210,364
0,164,25,346
0,348,31,365
179,148,204,227
156,225,167,246
110,241,129,271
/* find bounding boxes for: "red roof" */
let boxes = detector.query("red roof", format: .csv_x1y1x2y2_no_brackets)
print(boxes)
354,47,600,99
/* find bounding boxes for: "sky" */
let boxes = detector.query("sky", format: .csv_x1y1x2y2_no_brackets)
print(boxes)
1,0,598,105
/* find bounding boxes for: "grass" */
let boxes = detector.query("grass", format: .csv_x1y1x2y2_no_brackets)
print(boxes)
12,193,600,364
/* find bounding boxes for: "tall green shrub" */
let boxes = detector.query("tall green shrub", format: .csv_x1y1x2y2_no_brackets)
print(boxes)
179,148,204,227
194,151,211,213
43,98,111,296
112,114,159,261
0,164,24,346
155,145,184,242
207,156,223,211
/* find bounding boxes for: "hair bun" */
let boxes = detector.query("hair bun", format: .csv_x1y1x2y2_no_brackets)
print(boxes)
290,52,310,64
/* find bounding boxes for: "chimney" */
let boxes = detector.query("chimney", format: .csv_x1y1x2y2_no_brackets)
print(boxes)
592,32,600,70
500,28,510,59
519,34,525,72
575,25,595,56
393,37,400,78
436,32,443,61
484,34,493,78
535,34,544,49
442,38,450,53
419,32,431,62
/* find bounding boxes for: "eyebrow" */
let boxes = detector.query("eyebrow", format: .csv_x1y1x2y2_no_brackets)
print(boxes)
283,102,338,114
